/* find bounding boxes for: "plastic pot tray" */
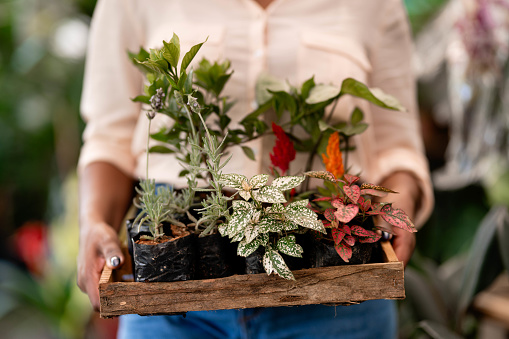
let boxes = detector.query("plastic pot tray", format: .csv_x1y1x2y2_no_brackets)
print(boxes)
99,241,404,318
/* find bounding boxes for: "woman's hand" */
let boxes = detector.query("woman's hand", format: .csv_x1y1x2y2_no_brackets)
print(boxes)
78,162,134,311
77,222,124,310
378,171,420,267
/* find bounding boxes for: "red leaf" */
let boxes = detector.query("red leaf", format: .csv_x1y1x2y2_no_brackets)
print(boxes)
344,174,360,185
358,232,382,243
343,235,356,246
313,196,332,202
333,203,359,223
343,185,360,204
380,205,416,232
331,228,346,245
334,241,352,262
340,224,351,235
324,208,336,222
323,220,332,228
350,225,371,237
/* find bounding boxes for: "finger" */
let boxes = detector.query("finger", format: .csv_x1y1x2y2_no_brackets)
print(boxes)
99,234,124,269
392,231,415,267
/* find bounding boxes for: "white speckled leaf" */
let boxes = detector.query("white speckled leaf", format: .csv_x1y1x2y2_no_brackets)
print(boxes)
263,249,295,280
271,176,305,191
258,216,285,233
277,235,303,258
287,199,309,208
239,190,252,201
252,186,286,203
237,237,261,257
244,224,260,243
249,174,269,188
219,173,248,189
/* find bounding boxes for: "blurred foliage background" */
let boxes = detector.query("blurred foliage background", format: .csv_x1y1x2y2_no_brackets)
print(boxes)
1,0,508,338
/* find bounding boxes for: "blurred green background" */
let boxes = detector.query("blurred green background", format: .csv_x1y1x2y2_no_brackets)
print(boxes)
1,0,508,338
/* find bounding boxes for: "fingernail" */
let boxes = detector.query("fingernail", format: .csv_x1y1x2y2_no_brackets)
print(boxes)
382,231,393,241
110,256,120,268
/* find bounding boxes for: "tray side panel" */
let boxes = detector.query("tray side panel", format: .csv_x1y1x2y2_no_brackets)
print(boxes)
100,261,404,317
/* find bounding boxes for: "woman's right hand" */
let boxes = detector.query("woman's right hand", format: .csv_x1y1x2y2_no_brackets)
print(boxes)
78,162,134,311
77,221,124,311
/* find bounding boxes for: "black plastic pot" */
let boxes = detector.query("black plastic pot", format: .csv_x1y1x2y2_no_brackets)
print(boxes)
195,232,234,279
245,247,265,274
309,235,377,268
133,227,196,282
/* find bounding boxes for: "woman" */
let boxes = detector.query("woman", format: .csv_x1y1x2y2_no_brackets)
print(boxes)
77,0,433,337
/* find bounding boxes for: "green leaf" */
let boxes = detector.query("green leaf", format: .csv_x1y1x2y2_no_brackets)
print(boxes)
241,146,256,161
136,59,166,74
263,248,295,280
340,78,406,111
318,120,332,132
300,76,315,99
162,40,180,69
181,37,208,72
258,216,286,233
271,176,305,191
457,206,507,323
305,84,340,104
271,90,297,119
350,107,364,124
255,73,290,104
252,186,286,203
497,207,509,271
219,173,248,189
132,95,151,104
249,174,269,188
419,320,464,339
149,145,174,154
277,235,303,258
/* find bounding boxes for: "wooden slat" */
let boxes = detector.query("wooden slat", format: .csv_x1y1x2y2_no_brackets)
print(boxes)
99,241,404,318
381,240,399,263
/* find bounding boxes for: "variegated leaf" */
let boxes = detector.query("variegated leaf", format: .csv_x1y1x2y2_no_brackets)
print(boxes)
277,235,303,258
307,220,327,233
258,216,285,233
283,221,300,231
344,174,360,184
237,237,261,257
351,225,372,237
343,185,361,204
343,234,356,246
227,208,254,237
232,199,253,212
304,170,337,182
340,224,351,235
249,174,269,188
380,205,416,232
287,199,309,208
244,224,260,243
334,241,352,262
231,229,245,242
360,183,397,193
239,190,252,201
263,249,295,280
331,227,346,245
359,189,388,198
218,223,227,237
252,186,287,203
271,176,305,191
324,208,336,222
219,173,248,189
266,203,285,214
358,230,382,243
333,202,359,223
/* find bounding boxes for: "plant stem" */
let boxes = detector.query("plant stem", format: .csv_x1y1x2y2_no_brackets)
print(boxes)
146,118,152,180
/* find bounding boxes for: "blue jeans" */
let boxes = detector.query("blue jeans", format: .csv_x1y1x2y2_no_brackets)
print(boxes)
118,300,396,339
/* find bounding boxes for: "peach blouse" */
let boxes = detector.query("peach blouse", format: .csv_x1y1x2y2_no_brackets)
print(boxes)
79,0,434,226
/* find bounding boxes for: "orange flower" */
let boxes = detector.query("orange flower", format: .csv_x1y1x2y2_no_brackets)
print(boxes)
322,132,344,179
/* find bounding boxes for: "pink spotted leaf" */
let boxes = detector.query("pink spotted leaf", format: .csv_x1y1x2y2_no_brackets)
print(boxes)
334,203,359,223
343,234,356,246
380,205,416,232
324,208,336,222
343,185,360,204
331,228,346,245
334,241,352,262
344,174,360,185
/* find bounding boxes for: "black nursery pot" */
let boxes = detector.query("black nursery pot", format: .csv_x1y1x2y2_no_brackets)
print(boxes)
195,232,235,279
245,247,265,274
133,227,196,282
309,235,377,268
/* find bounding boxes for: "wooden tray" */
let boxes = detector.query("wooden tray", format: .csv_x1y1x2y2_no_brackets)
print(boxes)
99,241,404,318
